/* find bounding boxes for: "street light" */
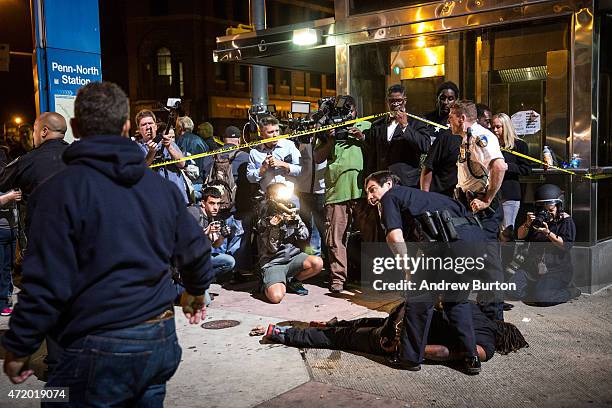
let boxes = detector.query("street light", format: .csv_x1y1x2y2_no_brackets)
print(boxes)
13,116,22,125
292,28,320,46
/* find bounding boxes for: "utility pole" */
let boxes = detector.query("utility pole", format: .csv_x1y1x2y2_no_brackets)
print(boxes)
250,0,268,108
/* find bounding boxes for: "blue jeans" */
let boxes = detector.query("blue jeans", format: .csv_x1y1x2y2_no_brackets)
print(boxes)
0,228,15,309
299,193,326,257
45,318,181,408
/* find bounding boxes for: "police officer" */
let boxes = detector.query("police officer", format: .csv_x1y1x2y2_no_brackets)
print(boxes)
365,170,486,374
449,100,507,320
0,112,68,201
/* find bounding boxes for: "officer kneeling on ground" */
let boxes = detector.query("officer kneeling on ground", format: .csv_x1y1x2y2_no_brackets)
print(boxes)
256,182,323,303
509,184,580,306
364,170,491,374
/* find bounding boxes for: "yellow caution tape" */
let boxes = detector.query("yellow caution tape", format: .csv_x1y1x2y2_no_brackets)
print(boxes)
150,112,389,168
151,112,612,181
416,120,611,181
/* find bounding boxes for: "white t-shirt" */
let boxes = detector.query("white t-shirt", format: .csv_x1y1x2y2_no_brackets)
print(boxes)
456,123,504,193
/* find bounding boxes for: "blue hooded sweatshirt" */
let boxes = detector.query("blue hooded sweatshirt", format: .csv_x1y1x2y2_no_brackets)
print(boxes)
2,135,213,357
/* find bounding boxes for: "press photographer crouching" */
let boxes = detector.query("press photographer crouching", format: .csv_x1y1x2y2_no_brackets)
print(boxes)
509,184,580,306
256,182,323,303
189,186,241,305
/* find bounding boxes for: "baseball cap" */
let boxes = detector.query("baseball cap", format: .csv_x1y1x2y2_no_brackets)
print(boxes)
223,126,241,139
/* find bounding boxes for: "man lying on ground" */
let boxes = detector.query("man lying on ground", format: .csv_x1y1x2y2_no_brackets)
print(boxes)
262,302,527,370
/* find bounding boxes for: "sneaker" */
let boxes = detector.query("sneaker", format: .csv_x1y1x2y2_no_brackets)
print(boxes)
287,279,308,296
1,307,12,316
329,283,344,293
263,324,286,343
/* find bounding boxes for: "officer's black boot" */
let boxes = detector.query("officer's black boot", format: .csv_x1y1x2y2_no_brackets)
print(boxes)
463,355,481,375
386,353,421,371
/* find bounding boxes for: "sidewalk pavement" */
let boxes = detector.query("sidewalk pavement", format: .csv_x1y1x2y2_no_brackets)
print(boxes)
0,279,611,408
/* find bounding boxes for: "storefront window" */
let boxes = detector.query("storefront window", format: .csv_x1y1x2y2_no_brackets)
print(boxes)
350,19,570,162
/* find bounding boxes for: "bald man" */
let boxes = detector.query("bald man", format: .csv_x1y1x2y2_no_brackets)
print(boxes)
0,112,69,201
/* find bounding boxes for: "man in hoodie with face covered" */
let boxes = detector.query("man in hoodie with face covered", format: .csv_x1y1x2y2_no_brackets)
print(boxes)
1,82,213,406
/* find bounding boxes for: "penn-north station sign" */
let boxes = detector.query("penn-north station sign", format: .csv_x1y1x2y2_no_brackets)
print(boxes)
50,62,100,86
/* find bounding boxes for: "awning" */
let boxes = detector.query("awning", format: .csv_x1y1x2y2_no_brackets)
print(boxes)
213,17,336,73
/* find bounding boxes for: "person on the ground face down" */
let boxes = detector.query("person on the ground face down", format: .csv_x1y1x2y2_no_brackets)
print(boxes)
136,109,189,204
364,170,489,374
449,100,507,321
491,113,531,233
264,302,528,364
366,84,431,188
1,82,213,407
314,95,367,293
510,184,580,306
256,182,323,303
421,81,462,197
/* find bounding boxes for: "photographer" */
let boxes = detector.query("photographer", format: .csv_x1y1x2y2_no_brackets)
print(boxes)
314,95,366,293
256,182,323,303
512,184,579,306
135,109,188,204
191,186,241,305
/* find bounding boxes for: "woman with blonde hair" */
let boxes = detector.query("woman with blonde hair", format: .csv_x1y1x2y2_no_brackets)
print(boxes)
492,113,531,235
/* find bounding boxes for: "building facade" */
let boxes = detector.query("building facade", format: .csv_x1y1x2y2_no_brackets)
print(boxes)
125,0,335,133
214,0,612,293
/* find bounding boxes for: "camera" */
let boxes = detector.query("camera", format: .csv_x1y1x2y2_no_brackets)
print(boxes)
532,209,554,229
247,104,277,135
311,96,354,140
211,219,232,238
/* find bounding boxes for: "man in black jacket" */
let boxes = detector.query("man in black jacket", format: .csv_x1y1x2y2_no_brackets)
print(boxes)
366,84,431,188
0,112,68,202
2,82,213,406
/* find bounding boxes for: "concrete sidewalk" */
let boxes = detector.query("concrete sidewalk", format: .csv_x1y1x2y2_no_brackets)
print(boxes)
0,281,611,407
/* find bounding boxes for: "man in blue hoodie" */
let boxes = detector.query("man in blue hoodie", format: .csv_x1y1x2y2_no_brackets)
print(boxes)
1,82,213,406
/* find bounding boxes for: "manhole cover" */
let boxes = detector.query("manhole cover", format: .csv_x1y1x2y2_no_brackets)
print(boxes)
201,320,241,329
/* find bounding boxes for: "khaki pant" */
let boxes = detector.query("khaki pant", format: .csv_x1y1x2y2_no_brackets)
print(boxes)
325,200,361,285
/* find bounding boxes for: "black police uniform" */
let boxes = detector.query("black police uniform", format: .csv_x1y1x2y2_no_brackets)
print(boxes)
379,186,486,364
0,139,69,201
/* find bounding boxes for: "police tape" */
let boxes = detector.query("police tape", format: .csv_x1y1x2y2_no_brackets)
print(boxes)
150,112,612,181
417,121,612,181
150,112,389,168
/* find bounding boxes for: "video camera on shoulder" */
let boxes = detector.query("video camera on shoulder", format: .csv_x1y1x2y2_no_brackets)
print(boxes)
247,104,277,136
312,96,354,140
153,98,182,144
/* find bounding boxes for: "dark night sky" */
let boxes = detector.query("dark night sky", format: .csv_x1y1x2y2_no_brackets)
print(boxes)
0,0,129,131
0,0,36,128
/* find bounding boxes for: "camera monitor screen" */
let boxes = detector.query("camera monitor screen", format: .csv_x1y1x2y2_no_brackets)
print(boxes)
267,104,277,114
291,101,311,114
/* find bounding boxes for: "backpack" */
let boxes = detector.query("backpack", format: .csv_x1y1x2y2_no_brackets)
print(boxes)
205,151,238,211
